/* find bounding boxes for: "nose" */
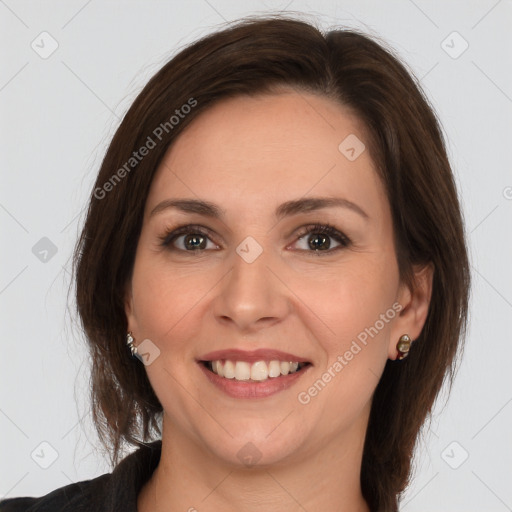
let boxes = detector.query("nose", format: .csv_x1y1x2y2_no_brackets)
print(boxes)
212,245,291,334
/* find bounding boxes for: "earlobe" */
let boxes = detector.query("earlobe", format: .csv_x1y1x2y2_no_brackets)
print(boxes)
388,263,434,359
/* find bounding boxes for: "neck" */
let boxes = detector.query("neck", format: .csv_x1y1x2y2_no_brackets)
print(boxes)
138,414,370,512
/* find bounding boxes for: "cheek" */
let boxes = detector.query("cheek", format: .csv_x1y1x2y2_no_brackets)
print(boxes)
130,251,218,352
301,255,398,342
293,261,399,428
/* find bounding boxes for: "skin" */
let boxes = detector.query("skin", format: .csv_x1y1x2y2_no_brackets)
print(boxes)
126,89,433,512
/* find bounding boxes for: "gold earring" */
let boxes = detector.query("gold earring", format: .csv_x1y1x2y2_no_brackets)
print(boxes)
396,334,412,360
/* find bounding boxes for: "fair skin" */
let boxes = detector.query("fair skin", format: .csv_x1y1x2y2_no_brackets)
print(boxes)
126,90,432,512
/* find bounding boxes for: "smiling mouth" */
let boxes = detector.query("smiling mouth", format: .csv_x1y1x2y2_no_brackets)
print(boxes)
201,359,311,382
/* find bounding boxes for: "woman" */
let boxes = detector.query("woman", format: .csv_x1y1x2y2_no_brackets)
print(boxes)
0,15,470,512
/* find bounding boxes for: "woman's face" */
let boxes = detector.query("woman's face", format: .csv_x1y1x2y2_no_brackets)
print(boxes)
126,90,417,467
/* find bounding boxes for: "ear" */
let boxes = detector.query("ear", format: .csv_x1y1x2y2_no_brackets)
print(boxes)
124,281,138,335
388,263,434,359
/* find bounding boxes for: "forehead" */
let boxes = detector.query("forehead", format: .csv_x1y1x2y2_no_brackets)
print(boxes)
145,91,387,221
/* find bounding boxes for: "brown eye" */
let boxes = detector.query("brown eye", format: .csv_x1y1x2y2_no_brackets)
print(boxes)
307,233,332,251
292,223,350,254
160,225,219,252
183,233,208,250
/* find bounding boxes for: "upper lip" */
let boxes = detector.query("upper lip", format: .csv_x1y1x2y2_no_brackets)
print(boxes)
198,349,311,364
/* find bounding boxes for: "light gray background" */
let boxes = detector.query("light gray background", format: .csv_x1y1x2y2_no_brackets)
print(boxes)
1,0,511,510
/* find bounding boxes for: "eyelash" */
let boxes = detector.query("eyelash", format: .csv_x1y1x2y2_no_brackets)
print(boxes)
294,223,351,253
159,223,351,255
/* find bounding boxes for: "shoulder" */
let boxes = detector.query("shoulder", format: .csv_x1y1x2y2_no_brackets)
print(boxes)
0,440,162,512
0,473,109,511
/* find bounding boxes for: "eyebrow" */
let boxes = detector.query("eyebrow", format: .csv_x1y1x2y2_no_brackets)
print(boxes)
149,196,369,220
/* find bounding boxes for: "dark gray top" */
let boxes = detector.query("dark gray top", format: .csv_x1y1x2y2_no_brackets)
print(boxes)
0,441,161,512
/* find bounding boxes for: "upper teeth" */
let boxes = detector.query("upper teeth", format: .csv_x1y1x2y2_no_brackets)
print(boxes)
210,360,302,381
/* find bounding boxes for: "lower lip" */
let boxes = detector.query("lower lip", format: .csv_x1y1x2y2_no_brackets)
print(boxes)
198,363,311,399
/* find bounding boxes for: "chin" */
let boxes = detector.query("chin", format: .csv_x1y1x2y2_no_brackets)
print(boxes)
202,420,308,468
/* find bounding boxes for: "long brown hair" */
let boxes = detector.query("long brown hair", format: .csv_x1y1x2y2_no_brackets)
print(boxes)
74,15,470,511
